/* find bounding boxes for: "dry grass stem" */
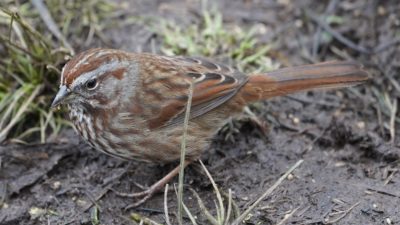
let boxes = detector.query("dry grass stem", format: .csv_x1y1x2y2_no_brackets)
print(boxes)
0,85,42,142
224,189,233,225
182,202,198,225
199,160,225,224
189,188,219,225
389,99,397,143
164,184,172,225
177,81,194,225
232,159,304,225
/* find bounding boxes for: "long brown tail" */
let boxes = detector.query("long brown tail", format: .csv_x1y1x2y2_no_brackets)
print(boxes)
238,61,369,102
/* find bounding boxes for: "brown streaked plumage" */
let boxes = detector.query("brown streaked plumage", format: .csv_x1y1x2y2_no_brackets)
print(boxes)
52,48,369,207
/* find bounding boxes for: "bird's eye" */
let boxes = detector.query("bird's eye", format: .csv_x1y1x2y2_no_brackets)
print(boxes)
85,79,97,90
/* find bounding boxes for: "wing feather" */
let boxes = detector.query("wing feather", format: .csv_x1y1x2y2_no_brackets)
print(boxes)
145,56,248,129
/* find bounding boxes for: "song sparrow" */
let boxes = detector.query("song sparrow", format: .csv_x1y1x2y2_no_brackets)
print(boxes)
51,48,368,207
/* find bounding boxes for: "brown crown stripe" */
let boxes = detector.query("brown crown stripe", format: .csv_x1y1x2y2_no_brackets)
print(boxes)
63,48,99,74
65,55,113,85
63,49,130,86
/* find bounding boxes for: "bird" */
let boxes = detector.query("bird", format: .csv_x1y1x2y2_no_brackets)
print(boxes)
51,48,369,207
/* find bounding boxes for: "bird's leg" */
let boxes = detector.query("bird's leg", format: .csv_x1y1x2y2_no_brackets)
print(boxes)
243,106,269,136
112,161,191,209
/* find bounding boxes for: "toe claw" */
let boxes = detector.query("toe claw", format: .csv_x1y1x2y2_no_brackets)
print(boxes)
124,194,153,210
111,188,149,198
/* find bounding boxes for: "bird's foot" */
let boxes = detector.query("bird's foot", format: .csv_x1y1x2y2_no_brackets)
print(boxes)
110,161,191,210
112,185,158,210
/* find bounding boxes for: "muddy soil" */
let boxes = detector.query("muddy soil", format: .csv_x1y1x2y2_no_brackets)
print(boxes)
1,0,400,224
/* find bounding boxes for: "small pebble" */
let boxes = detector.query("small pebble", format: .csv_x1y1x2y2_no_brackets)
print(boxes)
77,199,87,207
295,19,303,28
335,161,346,167
29,207,46,219
378,6,386,16
51,181,61,190
357,121,365,129
2,203,8,209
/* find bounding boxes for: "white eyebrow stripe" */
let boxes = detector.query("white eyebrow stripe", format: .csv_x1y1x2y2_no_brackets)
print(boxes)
70,60,129,90
71,60,118,89
60,66,66,86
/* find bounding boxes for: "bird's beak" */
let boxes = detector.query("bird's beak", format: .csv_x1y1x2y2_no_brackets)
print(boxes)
51,85,69,109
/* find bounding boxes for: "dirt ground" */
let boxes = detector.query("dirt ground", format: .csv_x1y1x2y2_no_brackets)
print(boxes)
1,0,400,224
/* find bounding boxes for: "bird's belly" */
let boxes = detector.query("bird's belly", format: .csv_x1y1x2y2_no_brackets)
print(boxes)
69,108,214,163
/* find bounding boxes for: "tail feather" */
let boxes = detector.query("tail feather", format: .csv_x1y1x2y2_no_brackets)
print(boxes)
239,61,369,102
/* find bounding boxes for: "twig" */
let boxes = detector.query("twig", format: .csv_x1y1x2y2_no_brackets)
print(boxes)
276,207,300,225
384,169,397,186
325,202,360,224
130,213,162,225
177,81,194,225
82,184,112,211
231,160,304,225
306,10,371,54
366,187,400,198
302,126,328,153
374,37,400,53
348,181,400,198
31,0,74,55
388,75,400,94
